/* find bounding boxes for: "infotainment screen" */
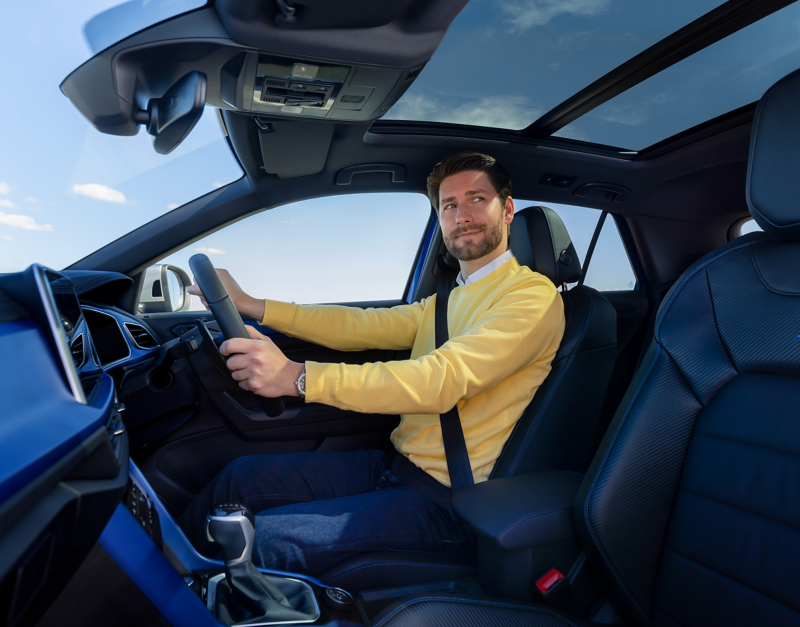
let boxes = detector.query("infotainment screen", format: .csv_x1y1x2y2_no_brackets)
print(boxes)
32,266,88,404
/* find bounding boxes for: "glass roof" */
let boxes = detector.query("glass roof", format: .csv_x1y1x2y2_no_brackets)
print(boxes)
385,0,726,130
555,0,800,149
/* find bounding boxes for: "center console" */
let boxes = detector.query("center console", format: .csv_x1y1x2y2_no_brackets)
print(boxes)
122,462,494,626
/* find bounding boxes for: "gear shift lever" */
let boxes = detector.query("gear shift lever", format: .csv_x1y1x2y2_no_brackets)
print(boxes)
205,504,318,625
205,504,255,566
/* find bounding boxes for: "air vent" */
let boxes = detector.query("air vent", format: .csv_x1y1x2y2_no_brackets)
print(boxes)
124,322,159,350
405,67,422,82
264,78,288,88
71,334,85,368
262,95,285,104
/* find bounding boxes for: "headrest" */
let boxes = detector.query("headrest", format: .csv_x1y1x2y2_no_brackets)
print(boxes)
747,68,800,241
510,206,582,285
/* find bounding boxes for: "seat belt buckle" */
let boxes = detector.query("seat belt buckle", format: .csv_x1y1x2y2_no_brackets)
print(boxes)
535,568,571,611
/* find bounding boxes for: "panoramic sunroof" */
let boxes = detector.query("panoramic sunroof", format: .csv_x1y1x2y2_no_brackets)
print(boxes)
554,0,800,149
385,0,726,130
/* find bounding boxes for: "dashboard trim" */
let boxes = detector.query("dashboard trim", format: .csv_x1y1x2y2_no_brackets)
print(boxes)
82,305,132,369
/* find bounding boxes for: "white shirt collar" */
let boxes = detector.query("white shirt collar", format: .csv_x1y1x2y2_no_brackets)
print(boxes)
456,249,515,287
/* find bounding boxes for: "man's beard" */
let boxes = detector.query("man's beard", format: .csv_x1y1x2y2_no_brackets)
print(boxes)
444,214,505,262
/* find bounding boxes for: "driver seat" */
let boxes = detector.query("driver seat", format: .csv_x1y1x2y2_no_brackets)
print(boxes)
366,68,800,627
319,206,618,590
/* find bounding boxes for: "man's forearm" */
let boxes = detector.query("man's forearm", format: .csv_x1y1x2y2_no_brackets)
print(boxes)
237,295,266,320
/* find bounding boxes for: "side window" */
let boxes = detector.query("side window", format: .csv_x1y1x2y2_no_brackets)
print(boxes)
738,218,763,237
515,201,637,291
155,193,431,310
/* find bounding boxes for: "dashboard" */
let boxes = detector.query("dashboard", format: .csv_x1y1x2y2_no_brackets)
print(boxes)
0,264,137,626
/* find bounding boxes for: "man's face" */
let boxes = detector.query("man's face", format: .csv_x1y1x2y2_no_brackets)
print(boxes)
438,170,512,262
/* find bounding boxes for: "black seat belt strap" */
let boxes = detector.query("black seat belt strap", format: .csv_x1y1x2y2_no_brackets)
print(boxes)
435,255,475,494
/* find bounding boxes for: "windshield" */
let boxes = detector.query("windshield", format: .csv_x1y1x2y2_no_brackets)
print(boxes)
0,1,243,273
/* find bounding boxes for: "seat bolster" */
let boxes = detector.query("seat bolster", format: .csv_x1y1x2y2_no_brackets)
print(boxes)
369,595,595,627
318,551,476,592
453,471,583,552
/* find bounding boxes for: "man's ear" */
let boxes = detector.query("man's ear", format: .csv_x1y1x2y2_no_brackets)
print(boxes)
504,196,515,224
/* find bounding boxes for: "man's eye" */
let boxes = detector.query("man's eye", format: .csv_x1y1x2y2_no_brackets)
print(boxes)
444,204,456,210
471,196,484,203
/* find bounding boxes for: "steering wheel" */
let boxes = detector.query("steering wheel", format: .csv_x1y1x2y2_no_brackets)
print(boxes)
189,253,285,418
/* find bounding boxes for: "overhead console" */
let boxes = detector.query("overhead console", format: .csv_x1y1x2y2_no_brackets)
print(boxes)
222,51,419,122
59,6,439,141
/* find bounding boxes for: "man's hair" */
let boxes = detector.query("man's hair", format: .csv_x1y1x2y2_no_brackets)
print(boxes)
426,152,512,212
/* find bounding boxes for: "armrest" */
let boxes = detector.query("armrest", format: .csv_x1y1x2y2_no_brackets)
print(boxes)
452,471,583,552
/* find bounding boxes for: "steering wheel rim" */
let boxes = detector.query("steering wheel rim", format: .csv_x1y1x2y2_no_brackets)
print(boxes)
189,253,285,417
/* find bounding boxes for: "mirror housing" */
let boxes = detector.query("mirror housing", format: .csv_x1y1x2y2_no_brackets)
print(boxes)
134,71,207,155
138,264,192,313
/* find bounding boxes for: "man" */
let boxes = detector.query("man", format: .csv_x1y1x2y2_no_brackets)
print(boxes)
179,152,565,575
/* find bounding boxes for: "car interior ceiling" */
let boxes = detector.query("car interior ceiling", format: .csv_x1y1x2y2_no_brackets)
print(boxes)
10,0,796,625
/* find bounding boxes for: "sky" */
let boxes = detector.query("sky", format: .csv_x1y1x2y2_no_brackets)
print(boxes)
158,194,636,310
386,0,727,131
0,0,241,274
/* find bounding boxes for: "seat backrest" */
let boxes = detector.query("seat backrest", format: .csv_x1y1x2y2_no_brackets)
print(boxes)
575,69,800,627
491,206,617,478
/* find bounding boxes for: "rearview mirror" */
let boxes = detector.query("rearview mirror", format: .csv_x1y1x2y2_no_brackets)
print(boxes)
134,71,207,155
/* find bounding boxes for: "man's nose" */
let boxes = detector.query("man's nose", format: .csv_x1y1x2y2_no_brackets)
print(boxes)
455,206,472,224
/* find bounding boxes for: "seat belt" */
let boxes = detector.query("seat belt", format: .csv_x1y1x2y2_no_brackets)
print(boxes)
434,255,475,494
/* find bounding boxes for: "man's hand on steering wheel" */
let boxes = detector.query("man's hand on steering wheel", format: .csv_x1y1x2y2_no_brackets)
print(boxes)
221,326,304,398
187,268,265,320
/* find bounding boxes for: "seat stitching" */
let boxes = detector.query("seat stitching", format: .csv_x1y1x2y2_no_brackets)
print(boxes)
749,240,800,295
583,345,662,625
693,430,800,459
490,286,576,477
373,595,580,627
328,562,467,583
655,241,758,340
679,487,800,533
665,547,800,616
703,268,738,376
508,288,593,476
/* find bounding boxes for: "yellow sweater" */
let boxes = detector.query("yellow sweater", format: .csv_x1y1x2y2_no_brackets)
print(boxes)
260,258,565,487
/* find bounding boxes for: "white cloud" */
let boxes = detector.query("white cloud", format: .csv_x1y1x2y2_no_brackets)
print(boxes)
0,235,12,241
499,0,612,32
0,182,11,195
167,203,180,210
72,183,126,204
386,93,541,130
195,247,226,255
25,196,37,202
0,199,15,209
0,212,53,231
212,181,225,189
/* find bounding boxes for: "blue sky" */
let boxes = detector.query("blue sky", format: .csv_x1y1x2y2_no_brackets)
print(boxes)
0,0,655,302
387,0,726,130
0,1,241,273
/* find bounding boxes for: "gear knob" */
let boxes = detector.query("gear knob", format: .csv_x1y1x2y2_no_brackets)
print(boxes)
205,504,255,566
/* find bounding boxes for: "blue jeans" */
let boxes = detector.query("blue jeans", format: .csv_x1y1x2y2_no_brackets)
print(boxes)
177,450,474,575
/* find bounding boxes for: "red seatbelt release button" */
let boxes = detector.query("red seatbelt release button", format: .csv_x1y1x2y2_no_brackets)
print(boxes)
536,568,564,595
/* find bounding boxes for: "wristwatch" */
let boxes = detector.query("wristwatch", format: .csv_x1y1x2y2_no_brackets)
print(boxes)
295,366,306,399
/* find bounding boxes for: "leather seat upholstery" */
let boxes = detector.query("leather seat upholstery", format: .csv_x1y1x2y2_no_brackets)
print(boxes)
368,68,800,627
320,206,618,590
